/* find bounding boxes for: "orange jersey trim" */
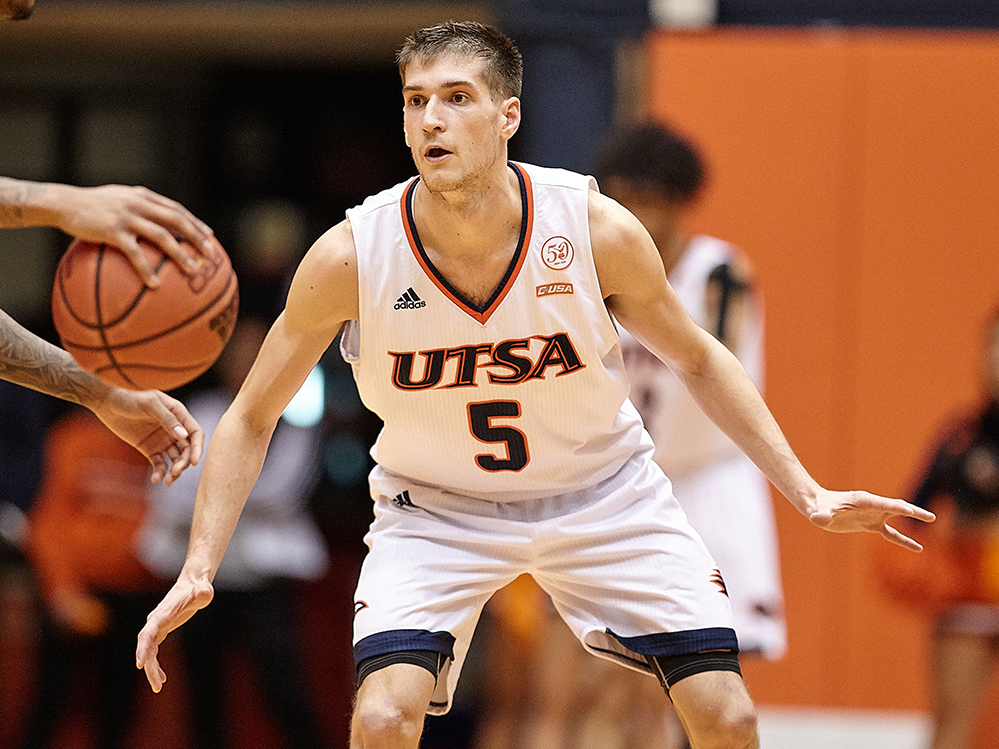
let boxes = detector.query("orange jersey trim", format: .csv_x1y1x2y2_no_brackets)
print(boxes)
399,163,535,325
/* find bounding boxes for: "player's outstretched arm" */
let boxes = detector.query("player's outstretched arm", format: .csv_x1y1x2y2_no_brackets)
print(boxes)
591,191,935,549
0,177,214,286
137,219,359,692
1,308,201,482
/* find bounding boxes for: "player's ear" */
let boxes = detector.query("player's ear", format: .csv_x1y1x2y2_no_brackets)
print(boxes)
500,97,520,142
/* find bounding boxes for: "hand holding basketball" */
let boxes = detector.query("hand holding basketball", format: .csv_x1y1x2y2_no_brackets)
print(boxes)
52,236,239,391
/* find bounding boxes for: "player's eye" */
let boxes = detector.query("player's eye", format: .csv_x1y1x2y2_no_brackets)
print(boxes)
452,92,468,103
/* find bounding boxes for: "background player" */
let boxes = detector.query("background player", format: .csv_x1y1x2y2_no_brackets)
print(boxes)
596,122,787,660
895,306,999,749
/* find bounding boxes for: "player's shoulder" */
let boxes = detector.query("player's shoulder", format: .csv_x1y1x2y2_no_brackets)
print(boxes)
286,219,359,329
347,176,416,219
587,185,648,250
513,161,596,193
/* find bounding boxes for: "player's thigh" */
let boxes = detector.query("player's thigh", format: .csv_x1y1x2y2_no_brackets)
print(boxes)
668,669,757,741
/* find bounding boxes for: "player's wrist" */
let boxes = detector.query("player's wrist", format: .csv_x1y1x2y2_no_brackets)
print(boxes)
785,480,822,518
22,181,69,230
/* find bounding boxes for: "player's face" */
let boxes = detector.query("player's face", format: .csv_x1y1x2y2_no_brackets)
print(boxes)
1,0,35,20
401,52,520,194
602,179,684,252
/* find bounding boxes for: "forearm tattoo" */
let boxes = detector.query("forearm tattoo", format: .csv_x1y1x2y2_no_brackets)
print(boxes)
0,309,98,406
0,177,44,228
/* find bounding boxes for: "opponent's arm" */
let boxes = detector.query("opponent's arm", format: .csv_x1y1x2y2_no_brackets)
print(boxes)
0,177,213,285
136,218,360,692
590,190,934,547
0,308,201,483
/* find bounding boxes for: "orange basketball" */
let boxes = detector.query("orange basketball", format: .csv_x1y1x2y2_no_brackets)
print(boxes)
51,236,239,391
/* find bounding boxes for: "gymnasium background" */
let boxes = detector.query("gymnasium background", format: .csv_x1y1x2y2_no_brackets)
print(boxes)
2,2,999,747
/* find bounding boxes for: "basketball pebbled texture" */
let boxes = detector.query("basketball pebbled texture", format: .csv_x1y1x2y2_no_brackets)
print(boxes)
52,236,239,391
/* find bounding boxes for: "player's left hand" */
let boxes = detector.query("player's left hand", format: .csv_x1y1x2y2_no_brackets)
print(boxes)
808,490,936,551
91,387,205,485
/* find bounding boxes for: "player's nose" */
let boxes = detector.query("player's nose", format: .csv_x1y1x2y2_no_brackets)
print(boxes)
422,96,446,132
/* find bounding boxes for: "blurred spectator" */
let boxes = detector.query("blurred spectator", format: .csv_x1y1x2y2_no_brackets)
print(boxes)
138,308,331,749
18,407,166,749
891,307,999,749
0,380,49,744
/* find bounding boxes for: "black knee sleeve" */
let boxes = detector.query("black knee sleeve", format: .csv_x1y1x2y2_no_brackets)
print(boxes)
356,649,445,687
646,649,742,694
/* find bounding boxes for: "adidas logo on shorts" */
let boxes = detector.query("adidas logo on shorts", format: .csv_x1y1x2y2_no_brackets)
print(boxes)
392,490,417,508
394,287,426,310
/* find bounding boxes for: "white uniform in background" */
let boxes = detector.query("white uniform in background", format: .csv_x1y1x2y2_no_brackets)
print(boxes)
342,163,738,713
139,389,328,589
620,234,787,658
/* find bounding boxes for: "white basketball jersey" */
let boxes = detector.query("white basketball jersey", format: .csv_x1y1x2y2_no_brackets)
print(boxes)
342,163,647,502
621,235,764,479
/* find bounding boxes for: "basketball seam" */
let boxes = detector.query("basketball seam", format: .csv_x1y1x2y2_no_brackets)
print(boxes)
61,268,236,351
92,247,141,387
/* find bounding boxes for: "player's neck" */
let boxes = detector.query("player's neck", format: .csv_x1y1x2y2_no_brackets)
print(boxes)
414,166,521,259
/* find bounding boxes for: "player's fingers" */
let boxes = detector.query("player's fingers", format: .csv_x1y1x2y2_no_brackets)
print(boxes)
162,398,204,467
903,505,936,524
131,192,215,258
129,221,199,275
143,654,167,693
148,452,169,484
113,238,160,288
164,445,189,487
136,628,165,691
187,424,204,467
145,392,193,444
881,522,923,552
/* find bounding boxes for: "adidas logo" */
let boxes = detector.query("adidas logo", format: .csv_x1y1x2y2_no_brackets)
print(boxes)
392,490,417,508
394,287,426,310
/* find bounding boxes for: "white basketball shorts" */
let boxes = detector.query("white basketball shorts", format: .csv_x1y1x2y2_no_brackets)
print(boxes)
352,443,737,714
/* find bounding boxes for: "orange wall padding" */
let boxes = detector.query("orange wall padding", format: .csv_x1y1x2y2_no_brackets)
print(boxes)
643,27,999,735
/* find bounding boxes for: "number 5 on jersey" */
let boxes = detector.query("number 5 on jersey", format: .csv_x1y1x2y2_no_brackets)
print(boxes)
468,401,530,472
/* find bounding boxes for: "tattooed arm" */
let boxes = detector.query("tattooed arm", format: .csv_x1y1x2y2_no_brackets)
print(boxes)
0,309,204,483
0,177,213,285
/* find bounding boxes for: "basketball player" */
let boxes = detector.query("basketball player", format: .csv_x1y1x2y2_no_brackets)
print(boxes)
137,21,934,748
1,177,213,482
596,123,787,661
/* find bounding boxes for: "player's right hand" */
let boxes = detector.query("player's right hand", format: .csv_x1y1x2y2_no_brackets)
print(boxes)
136,575,214,693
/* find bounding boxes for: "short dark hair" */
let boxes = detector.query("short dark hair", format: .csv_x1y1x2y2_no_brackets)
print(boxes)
594,122,706,204
396,20,523,101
